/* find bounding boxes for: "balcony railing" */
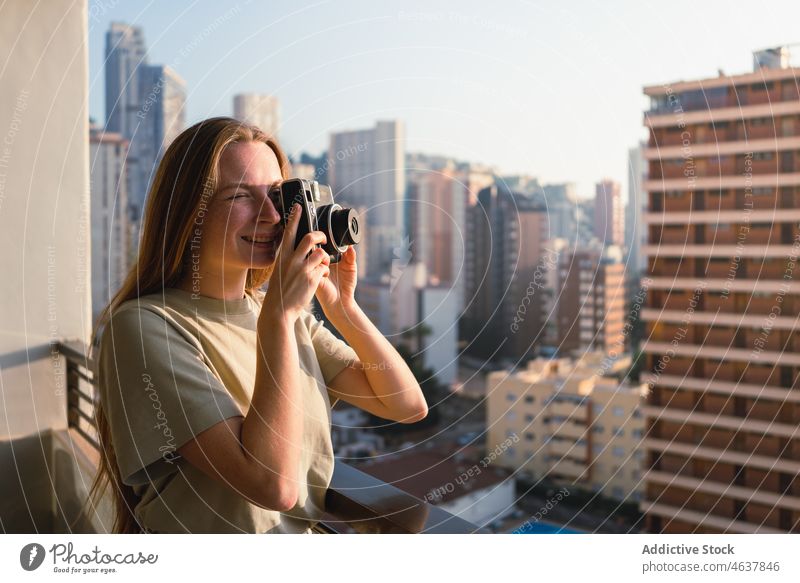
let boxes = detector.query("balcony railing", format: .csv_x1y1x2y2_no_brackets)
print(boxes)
58,341,482,534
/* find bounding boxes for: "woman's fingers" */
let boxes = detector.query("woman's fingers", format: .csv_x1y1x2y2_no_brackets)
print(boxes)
294,230,327,262
275,203,301,263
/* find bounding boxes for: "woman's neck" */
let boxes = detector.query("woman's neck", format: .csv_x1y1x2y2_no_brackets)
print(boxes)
174,271,247,300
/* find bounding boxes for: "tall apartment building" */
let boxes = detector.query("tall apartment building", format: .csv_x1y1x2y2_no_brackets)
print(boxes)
546,247,626,356
486,353,647,501
105,23,186,220
89,125,131,324
542,182,579,242
641,48,800,533
233,93,279,138
594,179,624,246
328,120,405,277
626,143,648,275
462,183,550,362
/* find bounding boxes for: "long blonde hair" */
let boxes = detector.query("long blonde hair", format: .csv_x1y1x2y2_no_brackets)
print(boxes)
86,117,290,533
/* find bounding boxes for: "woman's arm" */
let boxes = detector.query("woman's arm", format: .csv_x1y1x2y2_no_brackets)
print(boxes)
325,303,429,424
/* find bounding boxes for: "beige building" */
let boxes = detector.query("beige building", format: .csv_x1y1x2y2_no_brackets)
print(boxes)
486,353,647,502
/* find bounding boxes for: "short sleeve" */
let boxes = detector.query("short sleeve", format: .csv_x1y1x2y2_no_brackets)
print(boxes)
302,309,359,385
96,307,243,486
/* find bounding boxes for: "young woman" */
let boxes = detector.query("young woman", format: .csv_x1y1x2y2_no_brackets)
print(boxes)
88,117,428,533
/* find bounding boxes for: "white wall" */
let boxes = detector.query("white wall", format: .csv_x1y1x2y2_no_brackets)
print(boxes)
0,0,90,437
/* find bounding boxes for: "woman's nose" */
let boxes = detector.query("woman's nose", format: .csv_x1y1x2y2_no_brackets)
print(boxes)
258,194,282,224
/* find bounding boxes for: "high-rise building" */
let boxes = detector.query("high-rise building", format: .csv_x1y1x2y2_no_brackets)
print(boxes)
548,247,626,356
328,120,405,277
233,93,279,138
462,183,550,362
105,23,147,139
89,124,131,324
625,144,647,275
641,48,800,533
407,161,465,286
594,179,624,246
542,182,579,242
104,23,186,222
486,352,647,502
133,64,186,211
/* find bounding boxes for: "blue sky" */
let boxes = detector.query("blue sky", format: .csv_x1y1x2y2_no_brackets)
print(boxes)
89,0,800,200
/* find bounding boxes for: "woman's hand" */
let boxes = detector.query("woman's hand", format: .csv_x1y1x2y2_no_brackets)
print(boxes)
259,203,330,326
315,244,358,320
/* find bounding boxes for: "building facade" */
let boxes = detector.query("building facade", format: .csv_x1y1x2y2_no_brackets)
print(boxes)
233,93,279,138
594,178,624,247
641,49,800,533
89,125,131,324
462,183,550,362
328,120,406,278
486,353,647,502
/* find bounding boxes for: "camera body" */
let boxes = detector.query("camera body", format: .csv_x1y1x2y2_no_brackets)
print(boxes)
269,178,362,263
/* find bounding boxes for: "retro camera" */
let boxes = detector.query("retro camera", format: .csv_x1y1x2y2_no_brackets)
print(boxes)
269,178,362,263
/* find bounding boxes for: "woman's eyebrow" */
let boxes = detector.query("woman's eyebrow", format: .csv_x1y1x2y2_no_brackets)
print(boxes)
218,180,282,192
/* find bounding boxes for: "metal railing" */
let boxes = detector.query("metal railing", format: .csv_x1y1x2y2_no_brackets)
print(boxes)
59,341,481,534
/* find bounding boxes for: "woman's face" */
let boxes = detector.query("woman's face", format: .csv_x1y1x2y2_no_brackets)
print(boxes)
198,141,284,276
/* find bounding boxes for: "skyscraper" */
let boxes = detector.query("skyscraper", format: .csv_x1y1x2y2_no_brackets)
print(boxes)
641,48,800,533
625,144,647,275
89,124,130,323
328,120,405,277
233,93,280,138
104,23,186,222
542,182,579,242
594,179,624,246
551,247,626,356
105,23,147,139
462,183,550,361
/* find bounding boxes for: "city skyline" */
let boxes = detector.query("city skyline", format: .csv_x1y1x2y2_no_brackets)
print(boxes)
88,0,800,200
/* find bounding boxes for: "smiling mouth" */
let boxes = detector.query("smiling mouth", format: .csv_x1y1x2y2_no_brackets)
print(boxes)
241,235,278,248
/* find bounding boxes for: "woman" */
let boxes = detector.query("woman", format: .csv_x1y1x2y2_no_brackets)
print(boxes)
88,117,428,533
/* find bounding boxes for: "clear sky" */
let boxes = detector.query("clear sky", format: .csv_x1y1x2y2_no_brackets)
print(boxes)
89,0,800,200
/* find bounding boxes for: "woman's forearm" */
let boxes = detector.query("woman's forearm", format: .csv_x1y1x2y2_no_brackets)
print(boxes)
330,303,428,420
241,311,304,508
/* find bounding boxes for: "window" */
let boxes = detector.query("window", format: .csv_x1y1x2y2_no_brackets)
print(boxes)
525,414,534,423
613,406,625,417
593,424,605,434
506,393,516,402
613,427,624,437
613,446,625,458
525,432,535,442
505,411,517,421
524,395,535,404
631,429,643,439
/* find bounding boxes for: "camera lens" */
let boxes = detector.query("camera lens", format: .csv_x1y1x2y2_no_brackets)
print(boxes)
318,204,361,250
331,207,361,246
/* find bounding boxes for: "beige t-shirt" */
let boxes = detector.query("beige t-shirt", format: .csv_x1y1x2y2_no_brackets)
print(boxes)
96,287,358,533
